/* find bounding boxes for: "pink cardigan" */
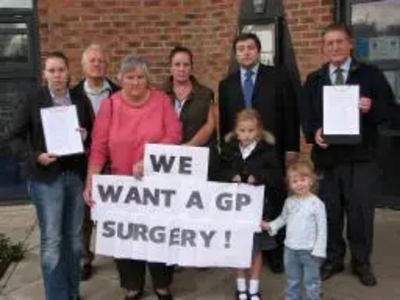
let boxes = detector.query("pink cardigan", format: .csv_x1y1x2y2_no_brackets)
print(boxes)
89,89,182,175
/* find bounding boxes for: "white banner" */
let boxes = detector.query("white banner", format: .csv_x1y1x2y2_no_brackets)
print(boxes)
92,144,266,268
92,175,265,268
143,144,209,180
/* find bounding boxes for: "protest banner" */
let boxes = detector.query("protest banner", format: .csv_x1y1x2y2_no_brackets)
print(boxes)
143,144,209,180
92,144,266,268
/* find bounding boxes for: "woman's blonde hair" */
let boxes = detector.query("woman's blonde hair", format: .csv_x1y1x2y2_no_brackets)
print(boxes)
286,160,318,193
234,109,263,138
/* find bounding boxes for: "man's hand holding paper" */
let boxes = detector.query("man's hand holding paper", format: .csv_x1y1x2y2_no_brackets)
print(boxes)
322,85,361,144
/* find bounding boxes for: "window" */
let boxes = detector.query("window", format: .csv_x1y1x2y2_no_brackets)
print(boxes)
0,1,39,200
341,0,400,206
0,0,33,9
349,0,400,104
0,23,29,63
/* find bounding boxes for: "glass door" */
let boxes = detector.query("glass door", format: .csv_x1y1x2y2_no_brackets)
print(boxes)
345,0,400,207
0,2,39,201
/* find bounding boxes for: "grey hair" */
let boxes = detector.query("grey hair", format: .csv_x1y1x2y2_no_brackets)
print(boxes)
81,44,107,65
118,55,150,81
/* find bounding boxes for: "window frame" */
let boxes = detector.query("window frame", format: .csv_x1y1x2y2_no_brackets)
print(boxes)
0,1,40,79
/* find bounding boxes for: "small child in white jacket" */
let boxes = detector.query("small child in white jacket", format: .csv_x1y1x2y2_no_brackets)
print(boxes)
262,161,327,300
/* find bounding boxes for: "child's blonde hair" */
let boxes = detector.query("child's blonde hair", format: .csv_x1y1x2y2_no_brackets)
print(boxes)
234,109,263,138
286,160,318,193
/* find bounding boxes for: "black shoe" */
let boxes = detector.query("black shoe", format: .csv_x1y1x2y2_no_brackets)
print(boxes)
320,262,344,281
352,266,377,286
155,290,174,300
236,290,248,300
265,248,284,274
268,258,284,274
124,291,143,300
80,263,93,281
248,292,261,299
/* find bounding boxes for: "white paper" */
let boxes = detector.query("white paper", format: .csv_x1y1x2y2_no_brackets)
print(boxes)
40,105,84,156
323,85,360,135
92,143,267,268
143,144,209,180
92,174,265,268
94,209,257,268
92,175,264,227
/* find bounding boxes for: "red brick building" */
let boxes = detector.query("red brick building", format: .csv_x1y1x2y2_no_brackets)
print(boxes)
36,0,333,89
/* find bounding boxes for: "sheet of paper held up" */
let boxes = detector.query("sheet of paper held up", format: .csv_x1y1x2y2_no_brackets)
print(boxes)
323,85,360,135
40,105,84,156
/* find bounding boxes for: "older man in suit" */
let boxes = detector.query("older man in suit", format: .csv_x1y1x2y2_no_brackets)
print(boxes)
301,23,394,286
218,33,300,272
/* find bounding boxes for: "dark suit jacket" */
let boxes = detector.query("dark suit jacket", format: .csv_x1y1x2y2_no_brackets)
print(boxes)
7,86,93,182
217,132,284,219
218,64,300,160
301,59,395,168
71,78,120,122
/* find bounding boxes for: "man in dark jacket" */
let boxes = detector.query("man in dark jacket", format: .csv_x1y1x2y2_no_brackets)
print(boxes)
218,33,300,273
301,23,394,286
71,44,119,281
219,33,300,165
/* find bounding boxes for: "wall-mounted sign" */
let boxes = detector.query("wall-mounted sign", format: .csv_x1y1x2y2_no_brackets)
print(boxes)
369,36,400,61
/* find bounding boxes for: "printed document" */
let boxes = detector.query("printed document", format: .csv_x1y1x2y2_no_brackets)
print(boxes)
40,105,84,156
323,85,360,135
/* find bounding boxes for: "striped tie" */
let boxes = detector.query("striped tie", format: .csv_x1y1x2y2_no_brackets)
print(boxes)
335,68,344,85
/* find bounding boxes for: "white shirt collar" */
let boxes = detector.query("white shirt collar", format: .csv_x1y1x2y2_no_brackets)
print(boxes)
329,57,352,76
240,63,260,80
239,141,257,159
84,79,111,95
49,88,71,106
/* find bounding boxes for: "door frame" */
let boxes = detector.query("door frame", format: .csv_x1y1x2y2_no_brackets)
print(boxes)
0,1,40,202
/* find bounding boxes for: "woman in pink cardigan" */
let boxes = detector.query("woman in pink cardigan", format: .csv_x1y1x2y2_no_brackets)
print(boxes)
84,56,182,300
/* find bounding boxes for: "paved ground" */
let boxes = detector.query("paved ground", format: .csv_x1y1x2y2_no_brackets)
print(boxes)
0,205,399,300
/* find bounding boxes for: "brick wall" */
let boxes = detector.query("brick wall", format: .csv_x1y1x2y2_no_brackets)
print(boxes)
38,0,334,88
38,0,239,90
283,0,334,154
284,0,334,81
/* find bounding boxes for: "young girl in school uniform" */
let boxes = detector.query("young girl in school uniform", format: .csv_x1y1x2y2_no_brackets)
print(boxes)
218,109,283,300
263,161,327,300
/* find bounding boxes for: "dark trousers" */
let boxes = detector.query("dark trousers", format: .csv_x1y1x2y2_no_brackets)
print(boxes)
318,161,378,267
81,204,94,264
115,259,174,291
263,182,287,263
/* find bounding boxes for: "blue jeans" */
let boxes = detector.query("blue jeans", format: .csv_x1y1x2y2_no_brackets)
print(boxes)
29,171,84,300
284,247,322,300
